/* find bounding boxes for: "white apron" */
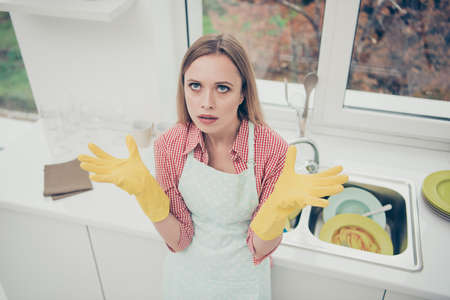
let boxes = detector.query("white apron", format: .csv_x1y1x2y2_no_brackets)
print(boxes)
162,122,271,300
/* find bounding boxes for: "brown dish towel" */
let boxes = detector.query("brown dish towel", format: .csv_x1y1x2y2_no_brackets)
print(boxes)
43,158,93,200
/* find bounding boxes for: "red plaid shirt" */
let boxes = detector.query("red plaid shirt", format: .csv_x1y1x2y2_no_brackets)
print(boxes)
153,119,288,265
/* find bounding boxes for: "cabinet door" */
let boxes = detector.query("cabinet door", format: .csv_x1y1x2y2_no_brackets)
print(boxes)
88,226,167,300
0,209,103,300
384,290,429,300
272,264,385,300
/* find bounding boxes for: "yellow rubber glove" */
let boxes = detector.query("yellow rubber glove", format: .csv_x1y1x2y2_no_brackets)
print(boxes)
250,146,348,240
78,135,170,223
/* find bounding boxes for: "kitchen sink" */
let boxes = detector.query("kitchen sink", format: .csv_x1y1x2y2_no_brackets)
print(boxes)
282,170,423,271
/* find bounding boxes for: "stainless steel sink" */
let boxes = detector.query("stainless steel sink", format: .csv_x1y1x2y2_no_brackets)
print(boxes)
282,170,423,271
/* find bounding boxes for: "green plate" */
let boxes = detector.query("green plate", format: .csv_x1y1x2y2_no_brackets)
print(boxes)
422,170,450,215
319,213,393,255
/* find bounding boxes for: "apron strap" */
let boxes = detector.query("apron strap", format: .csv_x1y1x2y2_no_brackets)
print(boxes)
247,121,255,169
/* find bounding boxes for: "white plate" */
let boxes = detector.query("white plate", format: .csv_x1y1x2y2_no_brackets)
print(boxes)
323,187,386,228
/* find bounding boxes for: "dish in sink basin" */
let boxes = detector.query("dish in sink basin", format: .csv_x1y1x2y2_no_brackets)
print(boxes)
319,213,393,255
323,187,386,228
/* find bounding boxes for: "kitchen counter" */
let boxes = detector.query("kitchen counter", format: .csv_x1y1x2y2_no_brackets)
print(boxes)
1,120,450,299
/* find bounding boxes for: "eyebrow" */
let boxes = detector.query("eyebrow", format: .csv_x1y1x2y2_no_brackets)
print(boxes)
186,79,234,86
216,81,234,86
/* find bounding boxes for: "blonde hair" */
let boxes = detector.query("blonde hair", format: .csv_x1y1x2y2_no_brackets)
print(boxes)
176,34,265,125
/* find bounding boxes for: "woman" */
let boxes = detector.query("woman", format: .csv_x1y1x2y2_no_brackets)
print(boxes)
78,34,347,299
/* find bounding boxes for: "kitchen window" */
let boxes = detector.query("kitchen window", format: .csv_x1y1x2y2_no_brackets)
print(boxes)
186,0,450,150
0,12,37,121
186,0,326,131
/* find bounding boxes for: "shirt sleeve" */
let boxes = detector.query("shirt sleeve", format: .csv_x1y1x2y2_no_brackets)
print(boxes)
247,136,288,265
154,135,194,252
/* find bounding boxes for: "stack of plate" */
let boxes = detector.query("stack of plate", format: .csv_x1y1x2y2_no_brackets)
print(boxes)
422,170,450,221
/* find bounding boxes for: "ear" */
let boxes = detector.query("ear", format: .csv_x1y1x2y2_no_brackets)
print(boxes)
240,93,244,104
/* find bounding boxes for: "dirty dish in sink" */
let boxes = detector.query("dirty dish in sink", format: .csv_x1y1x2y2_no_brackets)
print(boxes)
319,213,393,255
422,170,450,216
324,187,386,228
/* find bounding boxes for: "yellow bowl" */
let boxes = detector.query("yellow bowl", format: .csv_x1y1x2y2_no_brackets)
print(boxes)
319,213,393,255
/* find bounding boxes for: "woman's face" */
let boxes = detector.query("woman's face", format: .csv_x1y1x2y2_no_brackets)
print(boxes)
184,54,244,136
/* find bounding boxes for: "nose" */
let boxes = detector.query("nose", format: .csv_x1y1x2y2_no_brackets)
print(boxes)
200,89,215,109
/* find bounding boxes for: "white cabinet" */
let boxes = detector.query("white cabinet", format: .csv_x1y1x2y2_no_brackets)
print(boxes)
87,226,167,300
272,264,385,300
0,209,103,300
0,206,436,300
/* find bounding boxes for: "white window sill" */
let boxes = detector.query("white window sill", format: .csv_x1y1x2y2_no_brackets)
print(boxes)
1,116,37,151
345,90,450,121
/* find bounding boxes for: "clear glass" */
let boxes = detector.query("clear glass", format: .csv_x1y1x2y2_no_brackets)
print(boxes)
202,0,325,84
346,0,449,103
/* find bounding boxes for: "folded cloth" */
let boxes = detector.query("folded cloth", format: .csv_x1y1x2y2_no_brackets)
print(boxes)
43,158,93,200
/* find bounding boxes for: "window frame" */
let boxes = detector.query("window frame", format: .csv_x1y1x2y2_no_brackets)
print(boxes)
311,0,450,151
186,0,450,151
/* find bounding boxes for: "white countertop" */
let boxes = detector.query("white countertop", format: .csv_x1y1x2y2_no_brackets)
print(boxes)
1,120,450,299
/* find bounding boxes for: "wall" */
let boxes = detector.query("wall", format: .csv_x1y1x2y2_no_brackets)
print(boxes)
0,281,7,300
9,1,187,150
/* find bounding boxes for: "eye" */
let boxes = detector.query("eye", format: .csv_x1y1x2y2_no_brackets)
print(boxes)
189,82,201,91
217,85,230,93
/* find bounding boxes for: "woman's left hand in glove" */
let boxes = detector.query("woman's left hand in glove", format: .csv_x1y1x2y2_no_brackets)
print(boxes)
250,146,348,240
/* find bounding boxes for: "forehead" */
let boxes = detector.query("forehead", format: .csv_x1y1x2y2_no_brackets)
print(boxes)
185,54,241,84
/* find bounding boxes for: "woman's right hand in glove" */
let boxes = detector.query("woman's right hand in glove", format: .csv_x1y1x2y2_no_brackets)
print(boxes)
78,135,170,222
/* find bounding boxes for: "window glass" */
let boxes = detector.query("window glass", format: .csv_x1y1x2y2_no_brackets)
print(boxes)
0,12,37,120
345,0,449,119
202,0,325,105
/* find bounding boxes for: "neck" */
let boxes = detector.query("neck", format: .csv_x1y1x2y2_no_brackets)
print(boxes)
204,119,241,151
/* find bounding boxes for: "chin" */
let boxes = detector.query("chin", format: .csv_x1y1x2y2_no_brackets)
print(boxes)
191,119,211,132
194,120,222,135
197,124,217,134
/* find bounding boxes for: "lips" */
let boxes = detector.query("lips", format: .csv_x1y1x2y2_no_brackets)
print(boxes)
198,114,218,120
198,114,218,125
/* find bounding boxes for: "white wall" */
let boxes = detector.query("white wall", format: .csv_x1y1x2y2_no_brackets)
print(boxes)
9,0,187,153
0,281,8,300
